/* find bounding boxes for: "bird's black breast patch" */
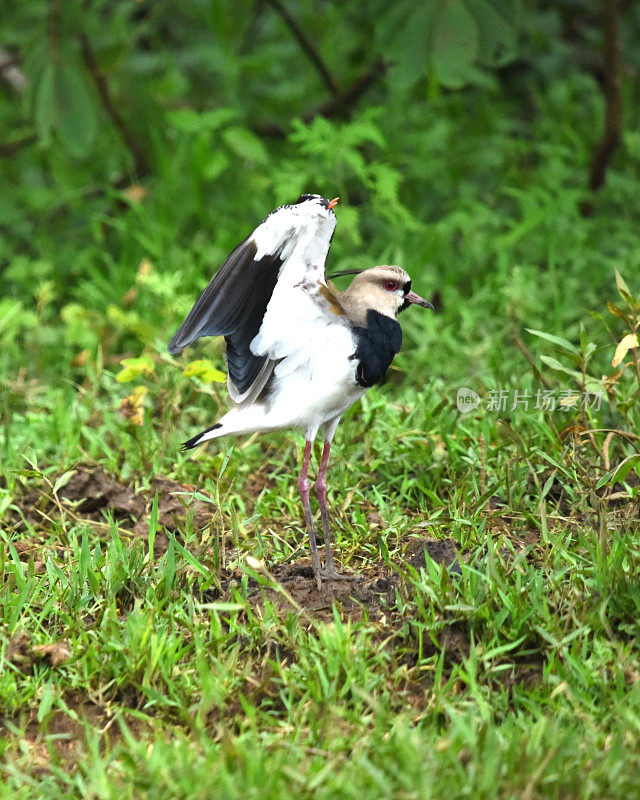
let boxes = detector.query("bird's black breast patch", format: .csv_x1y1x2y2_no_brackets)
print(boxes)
352,310,403,388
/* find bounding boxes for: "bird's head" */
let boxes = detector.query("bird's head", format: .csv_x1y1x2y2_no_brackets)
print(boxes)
330,265,433,325
287,193,340,219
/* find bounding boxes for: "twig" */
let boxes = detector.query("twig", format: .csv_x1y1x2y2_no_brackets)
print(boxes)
602,431,614,470
522,747,558,800
0,132,37,157
79,33,150,178
581,427,640,463
264,0,339,96
588,0,622,194
585,428,604,465
254,58,389,138
513,334,553,389
315,58,388,119
630,346,640,396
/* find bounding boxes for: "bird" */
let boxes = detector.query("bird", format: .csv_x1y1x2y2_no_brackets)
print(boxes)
168,194,433,587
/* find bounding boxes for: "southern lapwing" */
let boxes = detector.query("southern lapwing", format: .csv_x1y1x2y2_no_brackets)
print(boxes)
169,194,432,587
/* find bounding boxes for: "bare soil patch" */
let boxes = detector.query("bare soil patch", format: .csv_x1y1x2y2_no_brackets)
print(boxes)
11,465,214,555
2,691,150,776
10,467,538,635
11,467,465,622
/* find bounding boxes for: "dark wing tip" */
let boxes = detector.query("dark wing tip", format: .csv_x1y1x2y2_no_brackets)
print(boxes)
166,237,263,357
168,320,194,354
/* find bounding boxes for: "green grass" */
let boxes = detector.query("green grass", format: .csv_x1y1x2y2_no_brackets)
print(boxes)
2,475,640,798
3,46,640,797
2,258,640,796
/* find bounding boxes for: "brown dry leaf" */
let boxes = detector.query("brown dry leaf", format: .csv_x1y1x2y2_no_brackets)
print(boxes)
7,629,32,666
122,287,138,306
123,184,148,203
612,333,639,368
366,512,384,528
71,349,89,368
604,364,630,391
32,642,71,667
559,422,587,441
119,385,149,426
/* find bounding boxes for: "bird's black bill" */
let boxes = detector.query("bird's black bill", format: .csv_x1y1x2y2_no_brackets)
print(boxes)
405,289,434,309
326,268,363,279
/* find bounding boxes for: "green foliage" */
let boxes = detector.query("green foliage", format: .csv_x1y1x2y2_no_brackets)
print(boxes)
182,360,226,384
116,355,155,383
35,58,98,158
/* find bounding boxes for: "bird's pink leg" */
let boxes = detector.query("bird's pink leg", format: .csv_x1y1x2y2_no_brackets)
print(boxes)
298,440,322,588
316,440,336,573
316,440,352,580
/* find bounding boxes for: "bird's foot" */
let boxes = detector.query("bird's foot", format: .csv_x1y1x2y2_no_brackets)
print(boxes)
317,567,362,583
311,566,361,589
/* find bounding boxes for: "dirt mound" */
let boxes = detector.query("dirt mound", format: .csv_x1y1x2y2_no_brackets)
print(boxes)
215,536,463,622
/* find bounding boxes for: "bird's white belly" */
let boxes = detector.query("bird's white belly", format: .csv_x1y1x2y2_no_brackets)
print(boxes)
265,326,364,435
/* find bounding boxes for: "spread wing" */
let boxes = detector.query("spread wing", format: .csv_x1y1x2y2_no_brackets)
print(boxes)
168,236,284,399
168,203,336,404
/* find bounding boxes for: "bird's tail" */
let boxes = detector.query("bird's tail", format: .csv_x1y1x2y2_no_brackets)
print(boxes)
182,423,223,450
181,405,272,450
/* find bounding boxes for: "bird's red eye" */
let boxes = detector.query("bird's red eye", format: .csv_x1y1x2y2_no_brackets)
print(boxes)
384,280,398,291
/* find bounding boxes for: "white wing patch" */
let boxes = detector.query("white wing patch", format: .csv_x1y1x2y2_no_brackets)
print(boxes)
252,202,336,273
250,202,337,363
253,285,334,365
